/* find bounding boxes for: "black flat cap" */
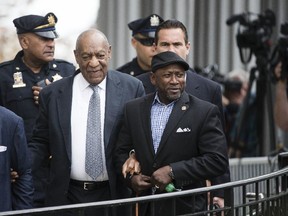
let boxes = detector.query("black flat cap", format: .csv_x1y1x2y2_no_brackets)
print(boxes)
152,51,189,72
13,12,58,39
128,14,164,38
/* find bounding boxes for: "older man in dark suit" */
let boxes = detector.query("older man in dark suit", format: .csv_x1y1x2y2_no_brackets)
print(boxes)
114,51,228,216
29,29,145,215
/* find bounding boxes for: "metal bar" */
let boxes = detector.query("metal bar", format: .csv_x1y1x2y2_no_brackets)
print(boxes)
1,167,288,216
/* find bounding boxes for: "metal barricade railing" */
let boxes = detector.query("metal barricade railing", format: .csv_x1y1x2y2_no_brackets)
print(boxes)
229,156,279,206
1,167,288,216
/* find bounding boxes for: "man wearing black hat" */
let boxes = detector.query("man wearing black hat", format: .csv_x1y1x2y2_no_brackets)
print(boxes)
0,12,75,207
117,14,164,76
122,19,230,209
114,51,228,216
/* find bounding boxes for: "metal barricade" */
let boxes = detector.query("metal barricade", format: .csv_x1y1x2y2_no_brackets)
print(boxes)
229,156,279,206
1,166,288,216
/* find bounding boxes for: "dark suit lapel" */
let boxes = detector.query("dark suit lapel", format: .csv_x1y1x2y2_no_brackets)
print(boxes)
156,92,190,155
57,76,74,162
141,94,156,156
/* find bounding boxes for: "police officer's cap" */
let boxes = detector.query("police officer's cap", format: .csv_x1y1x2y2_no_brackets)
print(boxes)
128,14,164,38
152,51,189,73
13,12,59,39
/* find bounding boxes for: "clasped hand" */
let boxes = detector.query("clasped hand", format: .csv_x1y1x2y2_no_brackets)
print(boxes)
130,166,172,193
123,155,172,193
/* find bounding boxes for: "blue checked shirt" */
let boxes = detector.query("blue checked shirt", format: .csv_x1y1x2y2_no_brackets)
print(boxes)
151,94,175,153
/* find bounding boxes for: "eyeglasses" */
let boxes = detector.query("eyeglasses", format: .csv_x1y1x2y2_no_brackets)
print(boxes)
134,37,155,46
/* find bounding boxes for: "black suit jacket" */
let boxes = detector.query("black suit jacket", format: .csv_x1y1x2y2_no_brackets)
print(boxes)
114,92,229,215
136,69,230,191
0,106,33,211
29,69,145,206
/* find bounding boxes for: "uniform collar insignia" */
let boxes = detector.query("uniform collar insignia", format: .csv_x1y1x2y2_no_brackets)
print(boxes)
181,105,187,111
52,73,63,82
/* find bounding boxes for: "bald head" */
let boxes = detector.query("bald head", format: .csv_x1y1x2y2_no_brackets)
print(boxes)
74,28,112,85
75,29,110,52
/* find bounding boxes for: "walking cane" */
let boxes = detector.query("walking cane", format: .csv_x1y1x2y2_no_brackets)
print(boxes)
135,192,139,216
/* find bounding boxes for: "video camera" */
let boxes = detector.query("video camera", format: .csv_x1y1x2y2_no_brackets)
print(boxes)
194,64,224,84
227,9,275,64
194,64,243,93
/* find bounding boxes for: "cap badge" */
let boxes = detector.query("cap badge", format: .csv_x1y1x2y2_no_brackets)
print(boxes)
150,15,160,26
34,14,56,30
47,14,56,25
13,72,26,88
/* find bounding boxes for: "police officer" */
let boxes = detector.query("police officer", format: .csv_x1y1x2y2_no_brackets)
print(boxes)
0,12,75,141
117,14,164,76
0,12,75,207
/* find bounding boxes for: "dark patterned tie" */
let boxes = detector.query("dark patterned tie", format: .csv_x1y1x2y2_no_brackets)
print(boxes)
85,85,103,180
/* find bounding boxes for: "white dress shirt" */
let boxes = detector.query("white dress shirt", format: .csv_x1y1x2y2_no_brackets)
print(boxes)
70,73,108,181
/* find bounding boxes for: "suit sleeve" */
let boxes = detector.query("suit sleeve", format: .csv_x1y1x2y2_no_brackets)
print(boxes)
171,106,229,185
11,118,34,210
28,90,51,170
113,104,134,177
28,90,51,206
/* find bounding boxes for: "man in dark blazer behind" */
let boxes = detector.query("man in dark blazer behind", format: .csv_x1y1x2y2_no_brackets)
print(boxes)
0,106,33,212
29,29,145,215
114,51,229,216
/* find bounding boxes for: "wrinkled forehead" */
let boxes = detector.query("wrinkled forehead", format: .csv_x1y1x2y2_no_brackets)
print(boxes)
77,37,110,53
76,30,109,48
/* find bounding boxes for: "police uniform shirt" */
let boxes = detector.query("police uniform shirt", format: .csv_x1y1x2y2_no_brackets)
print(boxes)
117,57,150,77
0,50,75,141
